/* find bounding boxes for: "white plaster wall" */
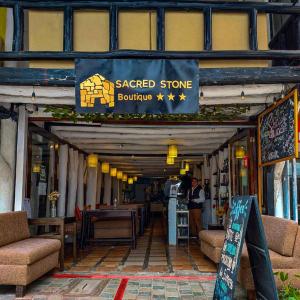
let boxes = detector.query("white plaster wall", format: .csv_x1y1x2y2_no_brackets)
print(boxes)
0,119,17,211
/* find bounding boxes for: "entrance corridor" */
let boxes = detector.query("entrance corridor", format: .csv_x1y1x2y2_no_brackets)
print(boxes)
0,216,247,299
65,217,216,274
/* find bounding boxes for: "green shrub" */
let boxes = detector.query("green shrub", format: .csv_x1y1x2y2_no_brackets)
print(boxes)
274,272,300,300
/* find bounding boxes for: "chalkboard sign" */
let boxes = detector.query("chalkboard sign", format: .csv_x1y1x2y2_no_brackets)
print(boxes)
213,196,278,300
258,89,298,167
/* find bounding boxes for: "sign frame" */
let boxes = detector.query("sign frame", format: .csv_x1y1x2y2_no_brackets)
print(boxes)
258,89,298,167
213,195,278,300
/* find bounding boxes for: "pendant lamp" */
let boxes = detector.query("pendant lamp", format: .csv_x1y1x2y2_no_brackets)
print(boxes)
110,167,117,177
101,162,110,173
166,156,174,165
185,162,190,172
32,164,41,173
168,145,178,158
235,146,245,159
128,178,134,184
133,176,138,182
122,174,128,182
180,168,186,175
117,170,123,179
87,154,98,168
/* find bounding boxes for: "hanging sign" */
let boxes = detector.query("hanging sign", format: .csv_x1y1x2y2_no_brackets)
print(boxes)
75,59,199,114
214,195,278,300
258,89,298,167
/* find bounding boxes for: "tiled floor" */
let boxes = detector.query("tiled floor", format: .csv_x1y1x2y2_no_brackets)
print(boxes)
64,216,216,274
0,216,247,299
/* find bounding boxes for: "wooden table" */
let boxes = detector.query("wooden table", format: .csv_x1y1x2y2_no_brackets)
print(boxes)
28,217,76,271
80,209,136,249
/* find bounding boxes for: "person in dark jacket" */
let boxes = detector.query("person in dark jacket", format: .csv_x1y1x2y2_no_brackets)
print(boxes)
187,177,205,237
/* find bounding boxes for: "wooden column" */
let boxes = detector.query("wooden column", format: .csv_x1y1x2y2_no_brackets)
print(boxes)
58,144,68,217
274,161,285,218
86,165,97,209
0,119,17,212
103,173,112,205
291,158,298,222
77,153,85,210
96,163,103,205
112,177,118,202
67,149,78,217
14,105,28,211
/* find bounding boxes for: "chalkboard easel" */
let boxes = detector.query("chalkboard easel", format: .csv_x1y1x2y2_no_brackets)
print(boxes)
213,196,278,300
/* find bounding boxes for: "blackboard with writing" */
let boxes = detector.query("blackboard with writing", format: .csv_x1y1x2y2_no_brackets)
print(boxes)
213,196,278,300
259,91,298,166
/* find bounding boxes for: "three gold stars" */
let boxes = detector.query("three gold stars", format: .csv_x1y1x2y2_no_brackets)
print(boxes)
156,92,186,101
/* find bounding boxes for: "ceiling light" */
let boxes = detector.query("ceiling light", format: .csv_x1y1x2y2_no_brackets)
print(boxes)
87,154,98,168
168,145,177,158
101,162,110,173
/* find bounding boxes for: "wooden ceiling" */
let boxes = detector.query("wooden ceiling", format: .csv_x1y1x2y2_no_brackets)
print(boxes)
51,124,239,176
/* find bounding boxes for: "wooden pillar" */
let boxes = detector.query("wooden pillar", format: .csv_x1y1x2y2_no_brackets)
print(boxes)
67,149,78,217
118,180,123,204
46,146,55,216
274,161,285,218
0,119,17,212
96,163,103,205
86,165,97,209
103,173,112,205
77,153,85,210
282,161,291,219
14,105,28,211
113,177,118,202
58,144,68,217
291,158,298,222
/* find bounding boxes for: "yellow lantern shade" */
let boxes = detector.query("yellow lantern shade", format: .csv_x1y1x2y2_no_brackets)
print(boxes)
54,143,59,150
110,167,117,177
133,176,138,182
166,156,174,165
168,145,178,158
32,164,41,173
101,162,110,173
128,178,134,184
87,154,98,168
235,146,245,159
122,174,128,182
180,168,186,175
117,171,123,179
185,162,190,171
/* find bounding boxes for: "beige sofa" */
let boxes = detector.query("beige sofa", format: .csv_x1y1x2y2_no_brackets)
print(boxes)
239,215,300,295
0,211,61,297
199,215,300,296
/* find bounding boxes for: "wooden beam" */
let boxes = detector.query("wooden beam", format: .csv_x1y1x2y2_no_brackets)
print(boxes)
1,1,300,13
0,67,299,86
0,50,300,61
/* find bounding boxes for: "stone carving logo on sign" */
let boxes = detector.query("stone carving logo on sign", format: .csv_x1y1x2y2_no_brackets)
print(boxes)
75,59,199,114
258,89,298,167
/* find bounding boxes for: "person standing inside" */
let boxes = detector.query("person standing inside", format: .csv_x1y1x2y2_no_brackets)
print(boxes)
188,177,205,238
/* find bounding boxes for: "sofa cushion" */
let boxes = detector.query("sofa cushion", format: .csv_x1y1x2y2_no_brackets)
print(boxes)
0,211,30,247
199,230,225,248
262,215,298,257
0,238,61,265
240,247,300,270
